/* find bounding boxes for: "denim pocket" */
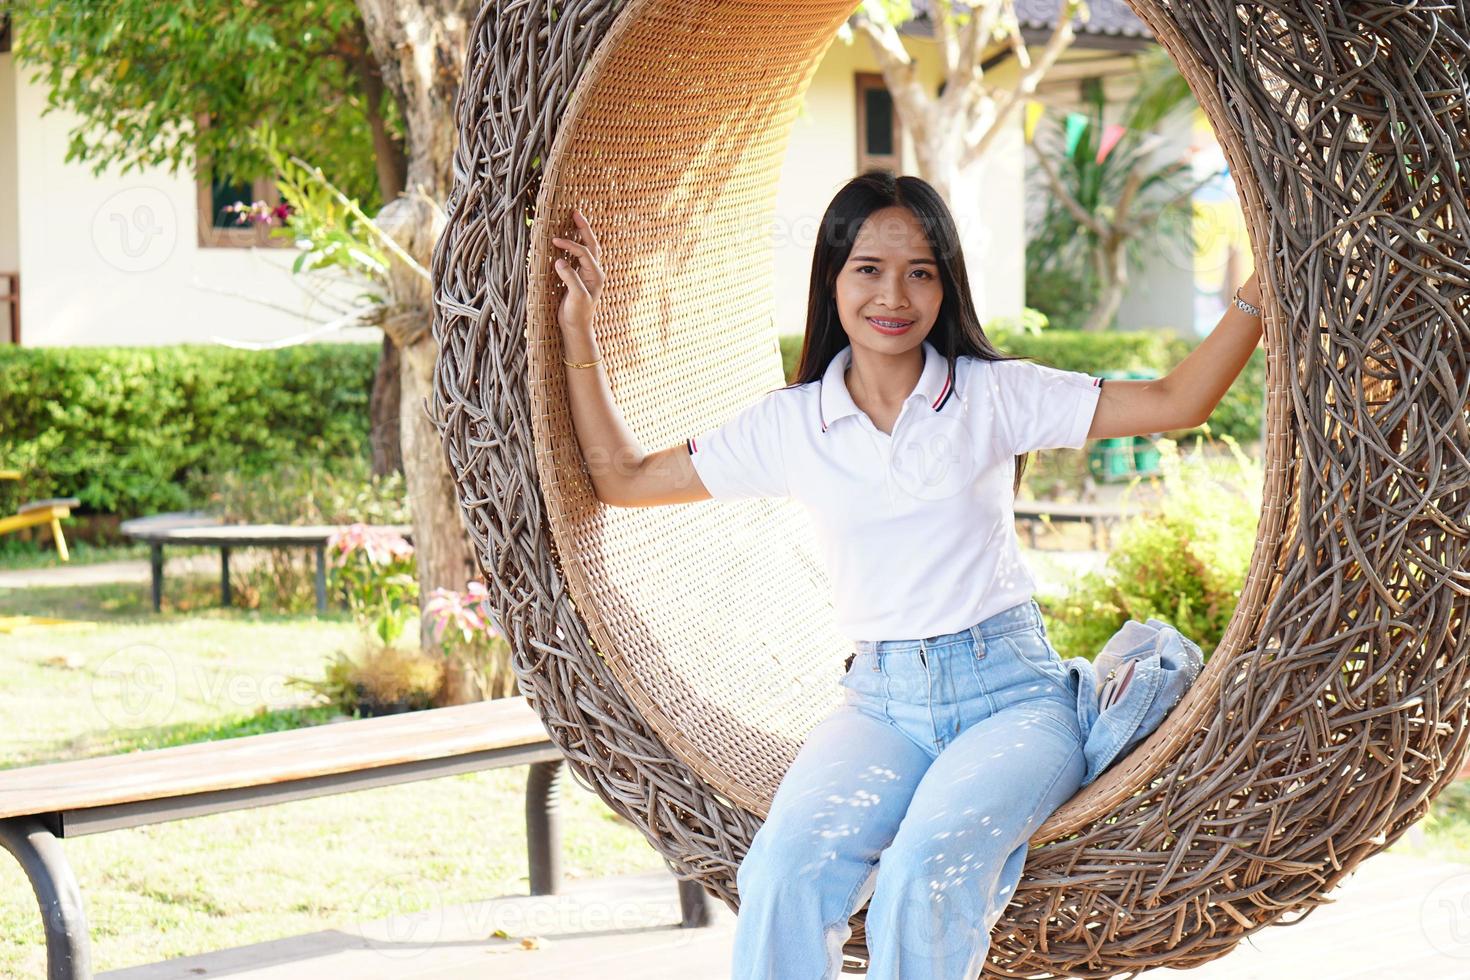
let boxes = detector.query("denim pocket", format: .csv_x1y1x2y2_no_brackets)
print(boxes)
839,650,878,694
1001,627,1067,689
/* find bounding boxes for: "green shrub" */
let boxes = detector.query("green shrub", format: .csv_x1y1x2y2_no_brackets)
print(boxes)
0,342,380,518
190,454,410,527
779,325,1266,450
1036,431,1262,661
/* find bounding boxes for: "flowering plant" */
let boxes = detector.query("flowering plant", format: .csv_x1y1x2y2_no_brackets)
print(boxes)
327,523,418,647
223,200,294,227
423,579,518,700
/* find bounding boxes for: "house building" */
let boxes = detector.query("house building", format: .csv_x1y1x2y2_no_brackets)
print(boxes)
0,3,1235,349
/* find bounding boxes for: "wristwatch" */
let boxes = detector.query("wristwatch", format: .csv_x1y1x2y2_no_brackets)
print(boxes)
1233,287,1262,318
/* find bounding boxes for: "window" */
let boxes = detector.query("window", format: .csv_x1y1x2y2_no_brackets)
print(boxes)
193,114,290,249
855,72,902,174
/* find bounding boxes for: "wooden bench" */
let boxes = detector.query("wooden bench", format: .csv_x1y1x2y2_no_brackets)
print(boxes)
118,516,414,614
0,696,711,979
1013,499,1146,549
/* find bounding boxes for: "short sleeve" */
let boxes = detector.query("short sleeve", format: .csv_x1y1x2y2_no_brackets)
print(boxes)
686,389,790,501
988,359,1103,454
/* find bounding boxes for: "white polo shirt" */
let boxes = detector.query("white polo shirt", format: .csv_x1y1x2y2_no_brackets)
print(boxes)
686,339,1104,643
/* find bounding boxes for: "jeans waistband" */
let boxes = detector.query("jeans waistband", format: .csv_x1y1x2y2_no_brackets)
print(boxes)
853,599,1042,655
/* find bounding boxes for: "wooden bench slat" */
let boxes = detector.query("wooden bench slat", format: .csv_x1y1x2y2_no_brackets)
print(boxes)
124,523,412,542
0,698,550,821
16,497,80,515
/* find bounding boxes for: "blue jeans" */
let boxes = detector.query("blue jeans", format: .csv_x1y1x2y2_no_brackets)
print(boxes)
731,599,1085,980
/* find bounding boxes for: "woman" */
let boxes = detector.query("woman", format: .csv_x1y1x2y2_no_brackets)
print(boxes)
550,170,1264,979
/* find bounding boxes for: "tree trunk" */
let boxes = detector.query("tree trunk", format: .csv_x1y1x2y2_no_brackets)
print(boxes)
369,333,403,476
397,330,478,658
918,155,989,316
355,0,480,700
1082,239,1129,332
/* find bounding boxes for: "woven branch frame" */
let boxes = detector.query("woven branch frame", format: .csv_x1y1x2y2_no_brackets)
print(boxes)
429,1,1470,975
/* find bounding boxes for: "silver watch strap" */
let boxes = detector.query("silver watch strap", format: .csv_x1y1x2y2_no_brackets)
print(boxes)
1233,288,1262,317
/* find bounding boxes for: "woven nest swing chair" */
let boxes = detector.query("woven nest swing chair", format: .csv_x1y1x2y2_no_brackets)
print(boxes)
429,1,1470,975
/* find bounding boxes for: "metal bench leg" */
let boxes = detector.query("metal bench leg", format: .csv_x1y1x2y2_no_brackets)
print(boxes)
149,543,164,613
220,546,231,608
677,877,711,928
525,759,563,895
0,817,92,979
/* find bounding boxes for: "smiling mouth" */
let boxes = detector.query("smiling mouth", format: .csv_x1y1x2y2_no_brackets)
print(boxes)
868,316,914,332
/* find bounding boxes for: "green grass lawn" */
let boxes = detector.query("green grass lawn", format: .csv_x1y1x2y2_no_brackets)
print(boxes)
3,569,1468,974
0,577,670,976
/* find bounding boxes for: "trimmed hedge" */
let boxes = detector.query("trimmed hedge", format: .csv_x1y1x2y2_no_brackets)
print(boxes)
2,327,1262,521
0,343,380,518
779,326,1265,444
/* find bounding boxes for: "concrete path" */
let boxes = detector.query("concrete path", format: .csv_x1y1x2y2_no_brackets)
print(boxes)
98,851,1470,978
0,550,270,591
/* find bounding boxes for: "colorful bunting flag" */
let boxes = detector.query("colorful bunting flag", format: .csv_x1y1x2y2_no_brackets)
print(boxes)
1096,124,1126,164
1024,101,1046,145
1065,113,1089,157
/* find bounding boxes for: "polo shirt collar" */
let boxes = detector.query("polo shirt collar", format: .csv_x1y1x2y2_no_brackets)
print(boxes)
819,339,956,433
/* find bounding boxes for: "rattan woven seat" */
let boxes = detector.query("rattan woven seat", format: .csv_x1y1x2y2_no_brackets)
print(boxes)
429,2,1470,974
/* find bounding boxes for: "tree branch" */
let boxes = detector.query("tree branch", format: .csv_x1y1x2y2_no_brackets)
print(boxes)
962,0,1081,167
1030,140,1110,238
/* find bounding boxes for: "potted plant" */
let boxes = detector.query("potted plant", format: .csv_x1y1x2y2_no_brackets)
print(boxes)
287,523,445,716
423,579,520,704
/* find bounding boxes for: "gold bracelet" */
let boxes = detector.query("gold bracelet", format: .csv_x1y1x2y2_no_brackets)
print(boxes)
564,356,603,369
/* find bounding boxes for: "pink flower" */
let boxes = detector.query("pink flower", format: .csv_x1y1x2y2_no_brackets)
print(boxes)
328,523,414,565
424,581,500,645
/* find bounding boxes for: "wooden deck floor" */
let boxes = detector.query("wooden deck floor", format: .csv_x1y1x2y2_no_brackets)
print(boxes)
100,850,1470,978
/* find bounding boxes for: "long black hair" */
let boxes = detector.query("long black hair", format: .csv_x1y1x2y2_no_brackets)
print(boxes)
781,168,1035,495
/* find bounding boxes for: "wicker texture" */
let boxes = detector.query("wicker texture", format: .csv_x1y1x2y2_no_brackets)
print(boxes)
430,1,1470,975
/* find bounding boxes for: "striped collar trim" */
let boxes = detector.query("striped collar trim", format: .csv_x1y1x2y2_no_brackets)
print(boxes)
819,339,957,433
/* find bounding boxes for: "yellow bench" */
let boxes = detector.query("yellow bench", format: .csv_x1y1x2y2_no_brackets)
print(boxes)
0,497,82,561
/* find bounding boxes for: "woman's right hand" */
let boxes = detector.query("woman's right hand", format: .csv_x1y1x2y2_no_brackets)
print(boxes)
551,208,604,335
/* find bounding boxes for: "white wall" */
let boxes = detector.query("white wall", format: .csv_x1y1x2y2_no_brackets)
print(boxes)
5,53,378,349
0,53,19,277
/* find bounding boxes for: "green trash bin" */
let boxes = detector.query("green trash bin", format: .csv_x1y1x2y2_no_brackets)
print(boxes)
1086,369,1162,482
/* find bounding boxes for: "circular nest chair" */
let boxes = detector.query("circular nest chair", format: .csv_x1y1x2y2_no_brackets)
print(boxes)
429,1,1470,975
